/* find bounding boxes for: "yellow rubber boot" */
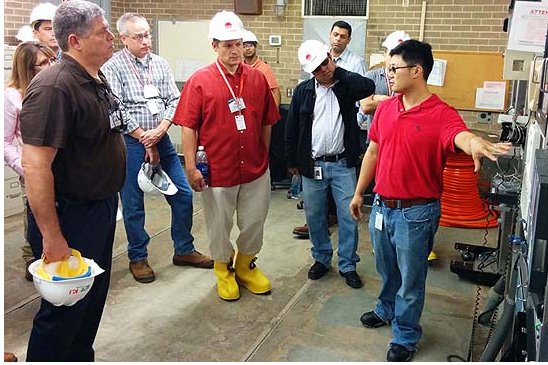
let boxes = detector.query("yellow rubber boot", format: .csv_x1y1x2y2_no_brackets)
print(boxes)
428,251,439,261
213,261,240,301
234,253,271,295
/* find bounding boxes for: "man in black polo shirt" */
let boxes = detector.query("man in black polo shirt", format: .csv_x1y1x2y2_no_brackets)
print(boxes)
20,0,126,361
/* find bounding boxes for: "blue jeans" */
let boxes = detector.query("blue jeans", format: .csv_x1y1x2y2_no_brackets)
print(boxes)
302,158,359,273
368,196,441,350
122,134,195,262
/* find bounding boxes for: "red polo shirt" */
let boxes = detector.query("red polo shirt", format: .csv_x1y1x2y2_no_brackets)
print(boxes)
173,61,280,187
369,94,468,199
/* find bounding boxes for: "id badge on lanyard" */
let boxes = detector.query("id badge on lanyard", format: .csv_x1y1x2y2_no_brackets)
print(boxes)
217,61,247,131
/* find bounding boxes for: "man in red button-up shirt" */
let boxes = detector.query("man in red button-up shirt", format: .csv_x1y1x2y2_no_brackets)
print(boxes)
173,11,280,302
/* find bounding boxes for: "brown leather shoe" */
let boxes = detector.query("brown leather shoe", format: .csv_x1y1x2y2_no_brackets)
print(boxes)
173,251,214,269
129,259,155,283
4,352,17,362
292,223,309,237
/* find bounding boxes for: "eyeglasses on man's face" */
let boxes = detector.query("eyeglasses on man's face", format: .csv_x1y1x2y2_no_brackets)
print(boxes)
128,32,151,42
312,57,330,73
388,64,417,74
34,58,57,68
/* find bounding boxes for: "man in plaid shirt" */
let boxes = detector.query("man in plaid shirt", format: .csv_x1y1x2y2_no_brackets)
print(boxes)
103,13,213,283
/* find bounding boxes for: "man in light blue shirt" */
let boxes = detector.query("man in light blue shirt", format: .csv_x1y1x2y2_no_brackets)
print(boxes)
329,20,367,76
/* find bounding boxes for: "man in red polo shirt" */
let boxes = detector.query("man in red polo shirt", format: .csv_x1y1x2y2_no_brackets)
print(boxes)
173,11,280,301
349,40,511,362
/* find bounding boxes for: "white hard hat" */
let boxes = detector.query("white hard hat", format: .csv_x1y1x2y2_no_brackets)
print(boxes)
28,249,105,307
298,40,330,74
243,30,258,43
208,11,244,41
137,162,178,196
30,2,58,26
382,31,411,52
16,25,34,42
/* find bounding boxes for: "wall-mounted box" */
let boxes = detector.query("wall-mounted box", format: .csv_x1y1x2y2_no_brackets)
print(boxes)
235,0,262,15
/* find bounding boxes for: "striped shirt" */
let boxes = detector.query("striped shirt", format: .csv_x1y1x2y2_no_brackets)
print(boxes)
311,79,344,158
102,48,180,132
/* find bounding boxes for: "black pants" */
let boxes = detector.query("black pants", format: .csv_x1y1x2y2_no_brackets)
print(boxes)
26,195,118,362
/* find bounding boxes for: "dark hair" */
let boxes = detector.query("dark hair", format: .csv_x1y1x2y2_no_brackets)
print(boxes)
330,20,352,37
390,39,434,81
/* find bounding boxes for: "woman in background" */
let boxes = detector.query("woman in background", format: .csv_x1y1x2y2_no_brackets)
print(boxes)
4,41,57,280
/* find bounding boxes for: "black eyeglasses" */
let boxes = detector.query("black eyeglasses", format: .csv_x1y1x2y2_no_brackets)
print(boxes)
313,57,330,73
388,64,417,74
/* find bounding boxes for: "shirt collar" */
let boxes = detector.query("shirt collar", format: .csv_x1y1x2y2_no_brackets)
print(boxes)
124,47,150,66
216,60,244,77
333,47,350,63
314,79,338,89
60,54,100,86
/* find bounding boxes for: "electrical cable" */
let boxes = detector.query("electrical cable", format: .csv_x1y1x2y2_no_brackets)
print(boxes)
440,152,498,228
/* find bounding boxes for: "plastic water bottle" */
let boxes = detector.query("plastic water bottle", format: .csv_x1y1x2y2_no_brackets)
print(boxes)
290,174,301,199
196,146,209,186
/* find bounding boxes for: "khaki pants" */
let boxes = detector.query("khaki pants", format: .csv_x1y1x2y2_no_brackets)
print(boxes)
201,170,271,262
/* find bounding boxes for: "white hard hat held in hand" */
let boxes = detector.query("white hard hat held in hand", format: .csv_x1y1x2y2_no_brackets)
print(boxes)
137,162,178,196
208,11,244,41
382,31,411,52
298,40,330,74
28,249,105,307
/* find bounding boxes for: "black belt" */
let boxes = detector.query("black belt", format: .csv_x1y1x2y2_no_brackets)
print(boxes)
379,196,437,209
314,153,345,162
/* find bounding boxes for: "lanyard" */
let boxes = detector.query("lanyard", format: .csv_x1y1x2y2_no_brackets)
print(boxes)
215,60,245,113
123,49,153,87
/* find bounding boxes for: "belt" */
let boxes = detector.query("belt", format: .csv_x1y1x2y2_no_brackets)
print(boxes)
379,196,436,209
314,152,345,162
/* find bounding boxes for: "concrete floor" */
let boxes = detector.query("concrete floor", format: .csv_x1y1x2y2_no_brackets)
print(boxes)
3,188,499,361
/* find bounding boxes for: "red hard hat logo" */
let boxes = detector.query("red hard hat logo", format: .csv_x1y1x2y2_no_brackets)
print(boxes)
225,22,232,29
306,54,311,61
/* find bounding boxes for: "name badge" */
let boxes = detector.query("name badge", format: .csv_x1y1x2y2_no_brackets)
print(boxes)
143,84,159,99
228,97,246,113
235,114,246,131
314,166,322,180
375,212,383,231
147,99,159,115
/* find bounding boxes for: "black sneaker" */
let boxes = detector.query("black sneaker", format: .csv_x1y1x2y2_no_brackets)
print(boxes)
387,344,414,362
360,311,389,328
308,261,329,280
339,270,364,288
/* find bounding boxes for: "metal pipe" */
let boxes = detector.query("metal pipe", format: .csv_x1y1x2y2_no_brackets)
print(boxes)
419,1,427,41
479,254,521,361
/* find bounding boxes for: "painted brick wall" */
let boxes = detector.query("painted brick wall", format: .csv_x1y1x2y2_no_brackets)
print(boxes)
4,0,36,45
4,0,510,114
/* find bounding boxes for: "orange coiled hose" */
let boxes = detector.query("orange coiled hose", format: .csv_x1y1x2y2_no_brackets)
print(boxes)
440,152,498,228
